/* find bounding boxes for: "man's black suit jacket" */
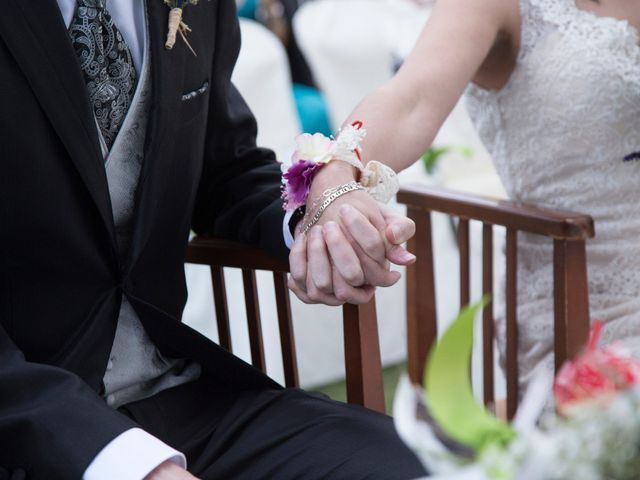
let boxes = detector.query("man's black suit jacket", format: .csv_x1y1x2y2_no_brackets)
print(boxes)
0,1,287,477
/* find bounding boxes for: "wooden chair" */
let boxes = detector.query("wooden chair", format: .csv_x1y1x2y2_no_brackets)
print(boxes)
185,237,386,413
397,185,595,419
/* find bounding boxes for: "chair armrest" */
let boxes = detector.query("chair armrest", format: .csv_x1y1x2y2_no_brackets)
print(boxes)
398,184,595,240
186,237,290,272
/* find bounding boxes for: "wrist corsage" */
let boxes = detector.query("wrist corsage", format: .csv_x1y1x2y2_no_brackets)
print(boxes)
281,132,334,213
281,122,400,214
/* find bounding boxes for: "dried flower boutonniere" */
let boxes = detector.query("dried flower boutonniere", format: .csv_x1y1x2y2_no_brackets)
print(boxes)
164,0,199,56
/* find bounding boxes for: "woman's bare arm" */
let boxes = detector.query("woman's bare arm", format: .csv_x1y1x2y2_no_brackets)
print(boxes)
344,0,520,171
288,0,519,304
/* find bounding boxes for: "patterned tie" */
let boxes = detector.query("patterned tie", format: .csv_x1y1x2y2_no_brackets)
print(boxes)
69,0,137,151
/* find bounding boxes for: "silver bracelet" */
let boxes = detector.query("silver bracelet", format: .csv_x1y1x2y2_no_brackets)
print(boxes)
302,181,364,234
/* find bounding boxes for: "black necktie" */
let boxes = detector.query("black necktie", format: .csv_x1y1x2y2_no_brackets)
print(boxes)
69,0,137,151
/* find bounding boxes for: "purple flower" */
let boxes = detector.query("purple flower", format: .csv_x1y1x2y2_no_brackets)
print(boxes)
282,160,324,211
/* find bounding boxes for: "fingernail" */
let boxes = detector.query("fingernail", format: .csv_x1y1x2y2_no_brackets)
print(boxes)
401,251,416,262
390,225,401,242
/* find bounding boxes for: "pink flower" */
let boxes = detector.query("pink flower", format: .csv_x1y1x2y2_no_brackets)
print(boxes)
281,160,325,212
554,321,640,416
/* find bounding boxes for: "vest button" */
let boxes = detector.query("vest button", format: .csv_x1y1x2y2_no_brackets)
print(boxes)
106,394,116,407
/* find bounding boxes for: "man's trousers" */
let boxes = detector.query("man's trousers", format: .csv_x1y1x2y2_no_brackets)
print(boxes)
118,376,428,479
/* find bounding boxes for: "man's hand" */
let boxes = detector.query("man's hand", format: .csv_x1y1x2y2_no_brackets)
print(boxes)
144,461,199,480
288,161,416,305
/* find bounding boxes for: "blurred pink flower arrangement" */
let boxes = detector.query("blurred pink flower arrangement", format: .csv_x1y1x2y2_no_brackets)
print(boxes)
554,320,640,416
394,305,640,479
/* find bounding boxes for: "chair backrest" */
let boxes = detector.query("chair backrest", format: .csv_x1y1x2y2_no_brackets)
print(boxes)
397,185,595,419
185,237,386,413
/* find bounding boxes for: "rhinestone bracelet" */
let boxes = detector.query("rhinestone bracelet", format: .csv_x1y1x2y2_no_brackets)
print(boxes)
302,181,364,234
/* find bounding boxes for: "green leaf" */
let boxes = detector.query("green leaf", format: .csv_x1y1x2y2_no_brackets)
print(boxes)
424,297,515,454
421,145,474,174
421,147,451,174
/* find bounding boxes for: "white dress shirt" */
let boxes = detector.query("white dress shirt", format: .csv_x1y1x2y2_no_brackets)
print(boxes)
55,1,293,478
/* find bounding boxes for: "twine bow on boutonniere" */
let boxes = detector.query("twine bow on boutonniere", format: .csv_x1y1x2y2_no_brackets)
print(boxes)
164,0,198,56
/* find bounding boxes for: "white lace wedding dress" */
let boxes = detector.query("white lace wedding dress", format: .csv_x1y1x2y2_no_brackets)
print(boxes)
465,0,640,390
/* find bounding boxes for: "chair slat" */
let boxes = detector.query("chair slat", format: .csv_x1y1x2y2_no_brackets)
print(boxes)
553,239,590,371
482,224,494,407
505,228,519,420
343,301,385,413
406,209,438,385
242,269,266,372
210,266,232,352
273,272,299,388
458,218,470,308
188,238,386,410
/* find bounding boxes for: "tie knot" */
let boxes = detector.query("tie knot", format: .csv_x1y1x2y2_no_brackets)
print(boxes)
78,0,106,9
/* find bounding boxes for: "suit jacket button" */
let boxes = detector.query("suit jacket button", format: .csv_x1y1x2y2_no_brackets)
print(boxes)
106,394,116,406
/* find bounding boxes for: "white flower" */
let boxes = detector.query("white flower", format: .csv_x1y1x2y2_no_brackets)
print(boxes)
335,124,367,152
292,133,334,164
332,124,367,165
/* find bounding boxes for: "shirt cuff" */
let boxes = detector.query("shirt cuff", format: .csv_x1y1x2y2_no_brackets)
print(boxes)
283,211,295,249
83,428,186,480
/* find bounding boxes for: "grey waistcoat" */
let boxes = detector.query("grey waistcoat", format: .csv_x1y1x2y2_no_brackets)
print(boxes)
99,9,200,409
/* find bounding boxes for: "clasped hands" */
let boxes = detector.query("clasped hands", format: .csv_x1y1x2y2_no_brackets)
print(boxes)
288,162,416,305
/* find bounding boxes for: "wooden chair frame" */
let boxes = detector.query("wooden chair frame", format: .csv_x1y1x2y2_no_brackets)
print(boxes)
186,237,386,413
397,185,595,419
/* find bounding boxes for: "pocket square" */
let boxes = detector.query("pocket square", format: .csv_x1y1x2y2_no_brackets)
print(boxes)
182,81,209,101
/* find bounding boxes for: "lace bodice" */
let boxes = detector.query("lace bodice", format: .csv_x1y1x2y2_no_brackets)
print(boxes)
465,0,640,386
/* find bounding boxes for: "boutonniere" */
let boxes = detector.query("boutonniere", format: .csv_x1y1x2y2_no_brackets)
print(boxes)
164,0,198,56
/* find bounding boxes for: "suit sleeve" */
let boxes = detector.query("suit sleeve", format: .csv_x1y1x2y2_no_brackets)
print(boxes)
191,0,289,262
0,325,138,479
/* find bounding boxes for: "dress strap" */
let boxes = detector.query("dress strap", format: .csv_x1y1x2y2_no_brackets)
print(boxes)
516,0,563,61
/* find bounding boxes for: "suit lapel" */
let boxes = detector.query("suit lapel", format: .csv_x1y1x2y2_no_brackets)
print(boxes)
0,0,118,252
128,0,187,269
